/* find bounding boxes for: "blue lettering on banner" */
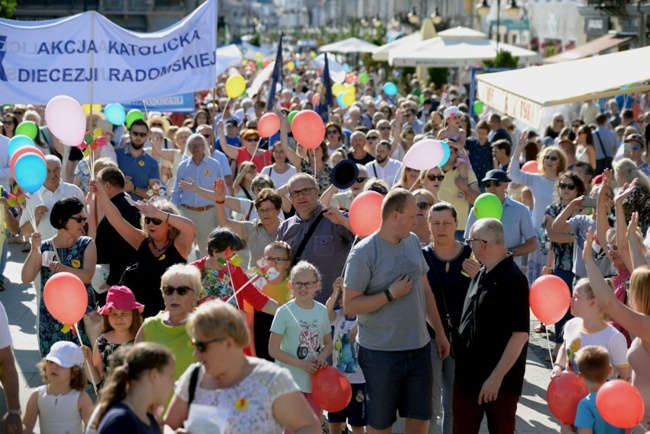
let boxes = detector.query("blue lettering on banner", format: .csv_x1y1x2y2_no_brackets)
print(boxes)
0,35,7,81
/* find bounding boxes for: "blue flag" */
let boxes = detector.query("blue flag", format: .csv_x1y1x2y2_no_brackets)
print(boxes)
267,35,283,111
315,53,334,122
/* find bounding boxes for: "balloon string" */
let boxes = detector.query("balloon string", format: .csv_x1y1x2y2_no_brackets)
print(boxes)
224,263,240,311
283,304,320,360
224,272,263,307
25,202,38,238
49,239,62,265
74,323,98,396
249,138,262,164
313,150,317,183
546,330,555,369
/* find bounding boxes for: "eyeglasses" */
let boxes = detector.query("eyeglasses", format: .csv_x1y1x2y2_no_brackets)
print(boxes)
265,256,289,264
465,238,487,244
69,216,87,223
417,202,431,210
559,182,576,190
245,137,259,142
292,281,318,289
326,130,339,135
366,136,378,140
131,131,147,137
188,143,203,149
483,180,502,188
151,122,163,127
289,187,316,198
427,174,444,181
545,155,558,161
145,217,163,225
192,337,222,353
356,177,368,183
379,126,390,130
162,285,194,296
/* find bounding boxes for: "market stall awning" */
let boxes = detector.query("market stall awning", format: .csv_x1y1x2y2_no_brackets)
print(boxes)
476,46,650,128
319,38,380,54
543,33,635,64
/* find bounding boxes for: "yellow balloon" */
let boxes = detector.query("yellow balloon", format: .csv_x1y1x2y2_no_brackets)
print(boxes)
255,52,263,60
343,90,356,107
287,61,295,71
332,83,345,97
241,59,248,66
344,84,356,93
226,74,247,98
82,104,102,116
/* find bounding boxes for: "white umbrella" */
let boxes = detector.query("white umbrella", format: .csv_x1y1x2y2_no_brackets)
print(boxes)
320,37,380,54
372,32,421,61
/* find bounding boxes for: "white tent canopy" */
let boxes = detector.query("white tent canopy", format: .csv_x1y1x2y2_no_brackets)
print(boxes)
388,26,538,67
476,46,650,128
319,37,380,54
372,32,421,61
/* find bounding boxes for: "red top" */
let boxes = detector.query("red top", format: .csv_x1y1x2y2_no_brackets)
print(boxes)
236,147,272,172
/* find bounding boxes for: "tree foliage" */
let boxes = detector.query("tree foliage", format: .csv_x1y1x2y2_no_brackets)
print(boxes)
0,0,17,19
483,50,519,68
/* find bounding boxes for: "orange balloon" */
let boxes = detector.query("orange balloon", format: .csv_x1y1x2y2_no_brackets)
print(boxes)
547,372,588,424
291,110,324,150
44,272,88,325
597,379,645,428
257,113,281,138
530,275,570,324
522,160,538,173
349,191,384,237
312,366,352,413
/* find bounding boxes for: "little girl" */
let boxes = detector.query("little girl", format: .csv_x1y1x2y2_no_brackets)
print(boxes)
94,342,175,434
552,278,630,380
437,106,469,198
81,286,144,387
22,341,95,434
269,261,333,420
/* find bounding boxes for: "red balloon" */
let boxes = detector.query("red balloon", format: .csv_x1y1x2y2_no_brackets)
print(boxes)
312,366,352,413
349,191,384,237
547,372,589,424
291,110,324,150
43,272,88,325
522,161,538,173
10,146,45,180
530,275,570,324
257,113,281,138
597,379,645,428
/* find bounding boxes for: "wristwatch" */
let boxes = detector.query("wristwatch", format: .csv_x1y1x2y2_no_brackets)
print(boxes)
7,408,21,416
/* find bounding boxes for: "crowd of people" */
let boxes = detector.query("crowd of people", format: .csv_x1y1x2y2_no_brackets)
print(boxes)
0,65,649,434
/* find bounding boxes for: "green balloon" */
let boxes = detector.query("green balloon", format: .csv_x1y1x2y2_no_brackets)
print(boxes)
473,100,484,115
292,75,300,84
419,94,425,104
288,110,299,125
15,121,38,140
359,72,369,85
126,109,144,128
473,193,503,220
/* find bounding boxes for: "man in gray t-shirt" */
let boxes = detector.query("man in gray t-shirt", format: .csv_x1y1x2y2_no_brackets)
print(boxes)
344,189,449,433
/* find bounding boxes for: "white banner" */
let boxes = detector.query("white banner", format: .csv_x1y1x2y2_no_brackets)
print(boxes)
0,0,217,105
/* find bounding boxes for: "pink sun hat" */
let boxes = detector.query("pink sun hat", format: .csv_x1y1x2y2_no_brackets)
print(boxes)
97,286,144,315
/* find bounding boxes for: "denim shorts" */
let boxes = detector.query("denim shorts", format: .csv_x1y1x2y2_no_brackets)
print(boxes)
327,383,367,427
358,342,433,430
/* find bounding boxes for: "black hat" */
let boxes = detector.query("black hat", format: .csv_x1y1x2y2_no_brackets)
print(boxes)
330,159,359,190
482,169,511,183
225,118,239,127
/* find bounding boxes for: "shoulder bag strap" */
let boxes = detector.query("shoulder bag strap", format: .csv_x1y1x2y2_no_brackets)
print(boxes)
372,163,378,179
292,212,325,266
245,202,254,221
594,131,608,157
188,363,201,406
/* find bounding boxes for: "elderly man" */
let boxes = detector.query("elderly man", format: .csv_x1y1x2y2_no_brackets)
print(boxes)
465,169,536,269
347,131,375,165
455,218,529,434
116,119,160,201
365,141,403,188
344,189,450,434
277,174,354,303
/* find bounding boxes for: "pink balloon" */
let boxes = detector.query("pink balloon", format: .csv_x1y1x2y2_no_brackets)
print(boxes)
45,95,86,146
547,372,588,424
44,272,88,325
403,139,444,170
597,380,645,428
291,110,325,150
530,275,570,324
349,191,384,236
522,161,538,173
257,113,281,138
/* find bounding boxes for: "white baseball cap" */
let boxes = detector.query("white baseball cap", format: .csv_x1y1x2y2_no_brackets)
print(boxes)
45,341,84,368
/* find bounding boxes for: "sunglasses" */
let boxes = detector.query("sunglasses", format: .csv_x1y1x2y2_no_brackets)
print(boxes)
326,130,339,135
379,126,390,130
131,131,147,137
366,136,378,140
554,119,564,123
162,285,194,296
545,155,558,161
356,177,368,183
572,124,581,128
607,244,619,252
202,134,212,139
483,180,502,188
69,216,87,223
417,202,431,210
145,217,163,225
151,122,163,127
192,337,222,353
245,137,259,142
559,182,576,190
427,174,444,181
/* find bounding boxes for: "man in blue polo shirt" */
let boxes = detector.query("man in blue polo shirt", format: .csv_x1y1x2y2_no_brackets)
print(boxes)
117,119,160,200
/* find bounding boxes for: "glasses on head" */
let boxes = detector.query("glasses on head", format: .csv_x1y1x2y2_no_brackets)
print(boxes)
559,182,576,191
356,177,368,183
69,216,87,224
192,337,222,353
151,122,163,128
131,131,147,138
145,217,163,225
379,126,390,130
289,187,316,198
417,202,431,211
245,137,259,142
483,180,502,188
292,280,318,289
545,155,558,161
465,238,487,244
264,256,289,264
162,285,194,296
369,185,389,195
427,174,444,182
366,136,378,140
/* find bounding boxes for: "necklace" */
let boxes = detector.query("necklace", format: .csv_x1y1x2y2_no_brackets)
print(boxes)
431,241,463,273
152,239,171,252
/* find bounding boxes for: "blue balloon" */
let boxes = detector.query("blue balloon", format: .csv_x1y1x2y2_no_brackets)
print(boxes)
337,92,347,108
295,60,301,67
383,82,398,96
104,103,126,125
7,135,36,159
439,141,451,166
14,153,47,193
343,63,350,72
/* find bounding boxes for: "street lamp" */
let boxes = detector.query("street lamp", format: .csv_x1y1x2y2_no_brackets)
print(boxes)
407,7,419,25
476,0,521,50
372,15,382,28
430,7,442,25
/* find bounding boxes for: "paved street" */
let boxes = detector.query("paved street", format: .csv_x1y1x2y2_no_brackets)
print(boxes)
0,243,561,433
